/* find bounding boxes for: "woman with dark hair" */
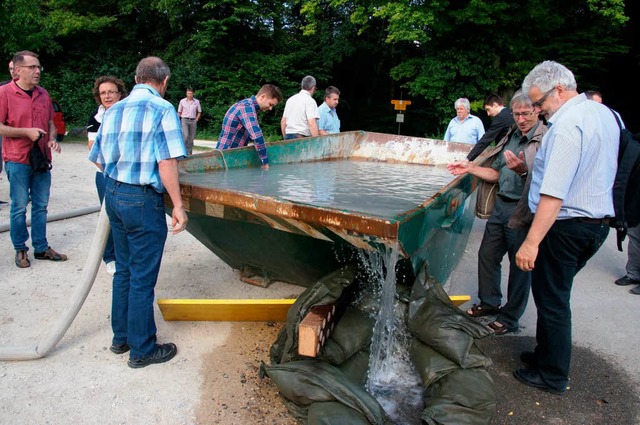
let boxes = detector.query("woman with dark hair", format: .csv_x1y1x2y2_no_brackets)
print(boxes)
87,76,127,275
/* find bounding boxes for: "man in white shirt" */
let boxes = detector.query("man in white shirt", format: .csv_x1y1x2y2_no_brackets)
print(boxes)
281,76,319,140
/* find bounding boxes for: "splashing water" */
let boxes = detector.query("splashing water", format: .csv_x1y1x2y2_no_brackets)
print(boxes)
359,244,425,425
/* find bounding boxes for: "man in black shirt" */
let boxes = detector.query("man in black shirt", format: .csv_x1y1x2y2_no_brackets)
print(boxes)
467,94,515,161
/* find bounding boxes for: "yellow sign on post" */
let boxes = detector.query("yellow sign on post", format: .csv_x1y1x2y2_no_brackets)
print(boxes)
391,99,412,111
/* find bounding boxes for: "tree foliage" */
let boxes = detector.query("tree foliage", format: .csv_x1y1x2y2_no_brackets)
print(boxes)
1,0,632,138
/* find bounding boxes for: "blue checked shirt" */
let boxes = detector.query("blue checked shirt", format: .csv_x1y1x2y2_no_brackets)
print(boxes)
88,84,186,192
216,96,268,165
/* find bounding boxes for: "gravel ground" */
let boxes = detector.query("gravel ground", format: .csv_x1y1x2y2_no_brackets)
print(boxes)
0,140,638,424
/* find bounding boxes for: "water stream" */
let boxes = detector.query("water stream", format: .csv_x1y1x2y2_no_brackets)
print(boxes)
358,245,425,425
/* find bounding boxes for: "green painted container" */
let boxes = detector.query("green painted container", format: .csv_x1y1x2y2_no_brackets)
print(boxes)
168,131,478,287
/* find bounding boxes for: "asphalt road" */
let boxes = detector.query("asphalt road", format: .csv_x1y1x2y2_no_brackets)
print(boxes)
446,216,640,424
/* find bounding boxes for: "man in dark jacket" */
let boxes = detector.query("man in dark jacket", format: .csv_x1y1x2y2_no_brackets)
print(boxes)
467,94,515,161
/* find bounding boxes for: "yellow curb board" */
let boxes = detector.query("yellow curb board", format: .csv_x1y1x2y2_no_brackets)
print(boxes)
157,295,471,322
449,295,471,307
157,298,296,322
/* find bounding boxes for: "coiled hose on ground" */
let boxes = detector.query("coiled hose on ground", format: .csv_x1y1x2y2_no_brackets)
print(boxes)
0,203,109,360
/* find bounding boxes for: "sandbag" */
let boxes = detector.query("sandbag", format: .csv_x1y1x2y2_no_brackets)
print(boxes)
262,359,390,425
408,267,492,368
422,368,496,425
308,401,371,425
270,265,356,365
337,349,370,386
319,308,374,365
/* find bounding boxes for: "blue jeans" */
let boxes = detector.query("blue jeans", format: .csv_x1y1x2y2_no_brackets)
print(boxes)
531,219,609,391
95,172,115,263
285,133,305,140
5,161,51,252
105,177,168,358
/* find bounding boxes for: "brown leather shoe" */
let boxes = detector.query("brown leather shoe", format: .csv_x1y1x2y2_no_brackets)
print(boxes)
15,250,30,268
34,247,68,261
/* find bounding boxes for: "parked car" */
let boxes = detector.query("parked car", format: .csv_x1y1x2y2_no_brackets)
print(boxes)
52,100,66,142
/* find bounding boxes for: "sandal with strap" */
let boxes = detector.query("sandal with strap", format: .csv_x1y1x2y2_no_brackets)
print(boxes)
466,303,500,317
488,321,515,336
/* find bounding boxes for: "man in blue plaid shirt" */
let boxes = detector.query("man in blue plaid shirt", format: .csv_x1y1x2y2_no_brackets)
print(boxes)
216,84,282,170
89,56,187,369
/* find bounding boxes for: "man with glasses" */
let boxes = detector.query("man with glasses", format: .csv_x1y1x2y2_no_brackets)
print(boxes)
513,61,619,395
467,94,515,161
448,91,546,336
0,51,66,268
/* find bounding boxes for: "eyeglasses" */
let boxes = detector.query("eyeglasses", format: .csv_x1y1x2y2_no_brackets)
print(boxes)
531,87,556,108
17,65,44,72
512,111,536,119
99,90,120,96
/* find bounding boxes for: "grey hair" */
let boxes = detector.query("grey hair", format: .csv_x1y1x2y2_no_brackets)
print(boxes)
509,90,533,109
454,98,470,111
136,56,171,85
522,60,577,94
301,75,316,91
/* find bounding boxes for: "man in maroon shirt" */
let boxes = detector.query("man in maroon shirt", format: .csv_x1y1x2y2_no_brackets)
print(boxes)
0,51,66,268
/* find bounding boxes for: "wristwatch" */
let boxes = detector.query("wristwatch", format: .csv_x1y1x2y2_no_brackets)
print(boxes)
519,170,528,177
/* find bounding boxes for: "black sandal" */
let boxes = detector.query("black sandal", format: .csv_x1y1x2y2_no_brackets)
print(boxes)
466,304,500,317
488,321,514,335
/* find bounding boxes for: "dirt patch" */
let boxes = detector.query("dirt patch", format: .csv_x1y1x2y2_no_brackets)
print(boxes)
196,322,296,425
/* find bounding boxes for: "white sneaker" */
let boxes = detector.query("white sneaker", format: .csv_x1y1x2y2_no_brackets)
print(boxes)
106,261,116,276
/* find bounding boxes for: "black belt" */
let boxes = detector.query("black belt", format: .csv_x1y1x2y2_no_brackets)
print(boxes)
107,176,155,191
182,117,195,120
497,194,519,203
568,217,610,225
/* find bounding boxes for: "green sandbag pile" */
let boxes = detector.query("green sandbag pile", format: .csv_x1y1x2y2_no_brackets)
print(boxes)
262,263,496,424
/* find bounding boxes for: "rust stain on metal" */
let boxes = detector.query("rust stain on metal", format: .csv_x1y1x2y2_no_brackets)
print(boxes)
185,186,399,239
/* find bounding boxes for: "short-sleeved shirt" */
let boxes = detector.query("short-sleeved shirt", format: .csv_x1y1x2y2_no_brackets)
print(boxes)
216,96,268,164
283,90,319,136
0,81,54,164
528,93,619,219
88,84,186,193
443,114,485,144
177,98,202,119
491,123,540,200
318,102,340,134
87,105,106,141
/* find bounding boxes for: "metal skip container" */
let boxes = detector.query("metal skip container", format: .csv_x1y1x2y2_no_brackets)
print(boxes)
168,131,478,287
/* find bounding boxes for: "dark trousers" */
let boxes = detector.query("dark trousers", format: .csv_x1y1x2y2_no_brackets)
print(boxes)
477,198,530,329
531,219,609,391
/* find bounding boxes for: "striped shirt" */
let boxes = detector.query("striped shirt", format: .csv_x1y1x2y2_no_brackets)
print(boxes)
528,93,619,219
88,84,186,192
216,96,268,164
